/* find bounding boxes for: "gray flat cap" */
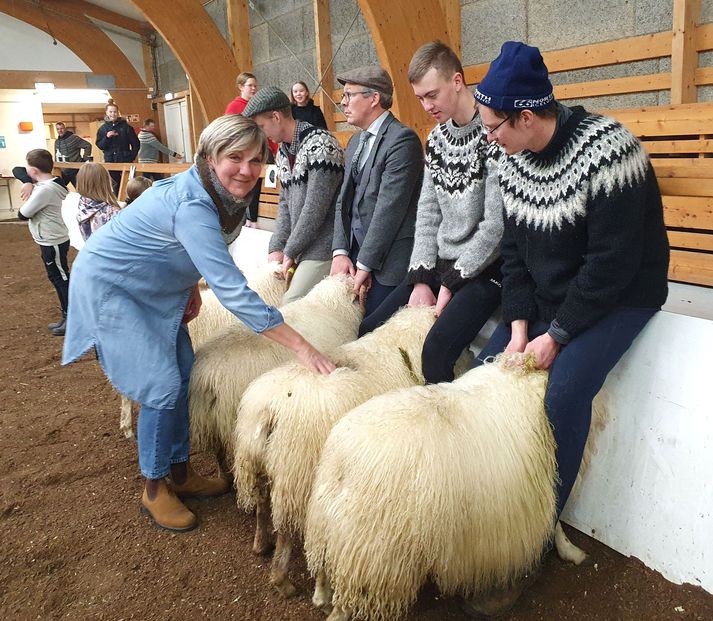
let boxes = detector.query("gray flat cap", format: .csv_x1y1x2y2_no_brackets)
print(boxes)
242,86,290,117
337,66,393,96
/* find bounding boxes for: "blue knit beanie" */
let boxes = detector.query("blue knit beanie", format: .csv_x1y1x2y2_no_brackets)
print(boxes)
474,41,553,110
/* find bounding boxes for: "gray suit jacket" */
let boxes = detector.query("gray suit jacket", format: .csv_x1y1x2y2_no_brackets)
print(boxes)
332,112,423,286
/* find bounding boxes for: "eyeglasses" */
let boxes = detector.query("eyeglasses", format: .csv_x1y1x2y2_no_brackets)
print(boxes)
341,90,372,103
482,114,512,136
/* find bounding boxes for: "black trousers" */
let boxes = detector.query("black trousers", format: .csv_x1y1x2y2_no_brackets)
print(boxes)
60,168,78,190
39,241,70,313
359,262,502,384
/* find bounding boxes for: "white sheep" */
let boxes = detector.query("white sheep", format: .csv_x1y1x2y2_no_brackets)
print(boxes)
232,305,447,596
189,261,287,350
304,357,587,621
118,262,287,439
188,275,364,476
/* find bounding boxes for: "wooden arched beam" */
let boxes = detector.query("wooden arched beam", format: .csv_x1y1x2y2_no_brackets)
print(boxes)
0,0,150,120
131,0,240,122
357,0,454,133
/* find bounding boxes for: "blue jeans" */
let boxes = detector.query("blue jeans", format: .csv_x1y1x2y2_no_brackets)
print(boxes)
475,306,657,517
137,325,193,479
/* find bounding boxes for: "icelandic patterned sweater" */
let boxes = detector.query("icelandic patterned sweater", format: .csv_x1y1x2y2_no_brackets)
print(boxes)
498,106,670,340
407,114,504,292
269,123,345,262
138,129,178,163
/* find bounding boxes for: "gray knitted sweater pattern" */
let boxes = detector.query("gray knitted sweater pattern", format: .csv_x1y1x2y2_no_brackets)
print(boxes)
269,126,345,262
407,115,504,291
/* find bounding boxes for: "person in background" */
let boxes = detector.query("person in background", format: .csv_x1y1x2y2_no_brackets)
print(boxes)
138,119,183,181
63,115,335,533
96,101,140,194
225,72,278,228
16,149,70,336
75,162,122,241
244,87,344,304
290,81,328,129
125,176,153,206
54,122,92,188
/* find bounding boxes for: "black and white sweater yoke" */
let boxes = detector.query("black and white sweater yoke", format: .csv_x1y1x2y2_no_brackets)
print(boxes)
498,106,670,338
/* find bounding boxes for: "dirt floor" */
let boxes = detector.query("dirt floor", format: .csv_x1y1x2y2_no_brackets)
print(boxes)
0,222,711,621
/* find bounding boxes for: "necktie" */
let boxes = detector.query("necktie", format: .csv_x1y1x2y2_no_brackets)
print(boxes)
351,131,369,178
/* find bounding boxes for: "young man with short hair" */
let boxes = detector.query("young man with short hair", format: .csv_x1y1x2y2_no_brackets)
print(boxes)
359,41,503,384
17,149,71,336
467,41,670,616
54,122,92,188
243,87,345,303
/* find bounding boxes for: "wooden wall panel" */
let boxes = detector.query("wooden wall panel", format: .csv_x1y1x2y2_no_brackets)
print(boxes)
131,0,239,122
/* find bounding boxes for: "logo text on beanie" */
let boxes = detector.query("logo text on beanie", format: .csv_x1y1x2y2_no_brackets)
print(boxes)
514,94,554,108
474,89,491,105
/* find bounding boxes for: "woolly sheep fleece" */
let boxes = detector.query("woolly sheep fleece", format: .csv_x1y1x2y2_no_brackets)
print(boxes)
188,262,286,350
304,362,557,621
189,275,363,455
232,305,438,536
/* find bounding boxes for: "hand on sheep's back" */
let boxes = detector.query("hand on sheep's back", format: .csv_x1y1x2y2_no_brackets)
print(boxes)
296,341,336,375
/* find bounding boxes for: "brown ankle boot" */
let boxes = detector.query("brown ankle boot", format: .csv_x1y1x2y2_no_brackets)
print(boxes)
169,462,230,498
141,480,198,532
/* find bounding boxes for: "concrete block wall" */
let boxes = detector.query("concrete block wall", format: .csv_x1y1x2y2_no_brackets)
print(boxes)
154,0,713,108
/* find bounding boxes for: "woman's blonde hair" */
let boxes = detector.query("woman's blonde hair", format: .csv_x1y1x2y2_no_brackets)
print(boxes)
197,114,269,164
76,163,120,208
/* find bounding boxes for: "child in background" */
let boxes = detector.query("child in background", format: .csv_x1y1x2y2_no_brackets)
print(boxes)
76,162,122,241
125,176,153,205
17,149,70,336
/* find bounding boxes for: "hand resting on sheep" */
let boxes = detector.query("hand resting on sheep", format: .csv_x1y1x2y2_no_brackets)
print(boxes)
232,305,461,597
188,275,364,478
118,262,287,439
304,355,596,621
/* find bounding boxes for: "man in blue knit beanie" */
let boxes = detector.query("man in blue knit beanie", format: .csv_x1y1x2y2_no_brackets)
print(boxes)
465,41,670,617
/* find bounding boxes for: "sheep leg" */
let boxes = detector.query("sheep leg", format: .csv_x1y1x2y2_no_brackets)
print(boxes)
326,605,351,621
270,530,297,598
215,445,234,485
554,521,589,566
252,473,273,555
119,395,134,439
312,570,333,614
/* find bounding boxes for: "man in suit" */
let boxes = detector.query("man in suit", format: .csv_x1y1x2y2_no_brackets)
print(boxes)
330,66,424,316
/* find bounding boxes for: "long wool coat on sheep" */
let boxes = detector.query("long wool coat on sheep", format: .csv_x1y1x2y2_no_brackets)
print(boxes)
305,362,557,621
62,166,283,409
233,305,438,536
189,275,364,456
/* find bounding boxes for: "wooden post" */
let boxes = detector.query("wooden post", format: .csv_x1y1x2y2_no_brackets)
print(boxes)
188,81,205,154
226,0,253,72
671,0,701,104
313,0,336,131
438,0,461,56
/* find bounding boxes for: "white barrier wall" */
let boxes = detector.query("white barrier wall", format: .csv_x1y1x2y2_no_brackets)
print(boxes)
563,311,713,594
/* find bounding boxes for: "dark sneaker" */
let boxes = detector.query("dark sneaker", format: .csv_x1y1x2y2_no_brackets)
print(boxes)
51,318,67,336
48,314,66,330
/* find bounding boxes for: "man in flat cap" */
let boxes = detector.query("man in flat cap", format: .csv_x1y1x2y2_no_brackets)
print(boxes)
330,66,423,315
244,87,345,303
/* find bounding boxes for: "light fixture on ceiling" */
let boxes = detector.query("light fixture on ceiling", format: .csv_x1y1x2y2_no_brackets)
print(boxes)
34,82,55,91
